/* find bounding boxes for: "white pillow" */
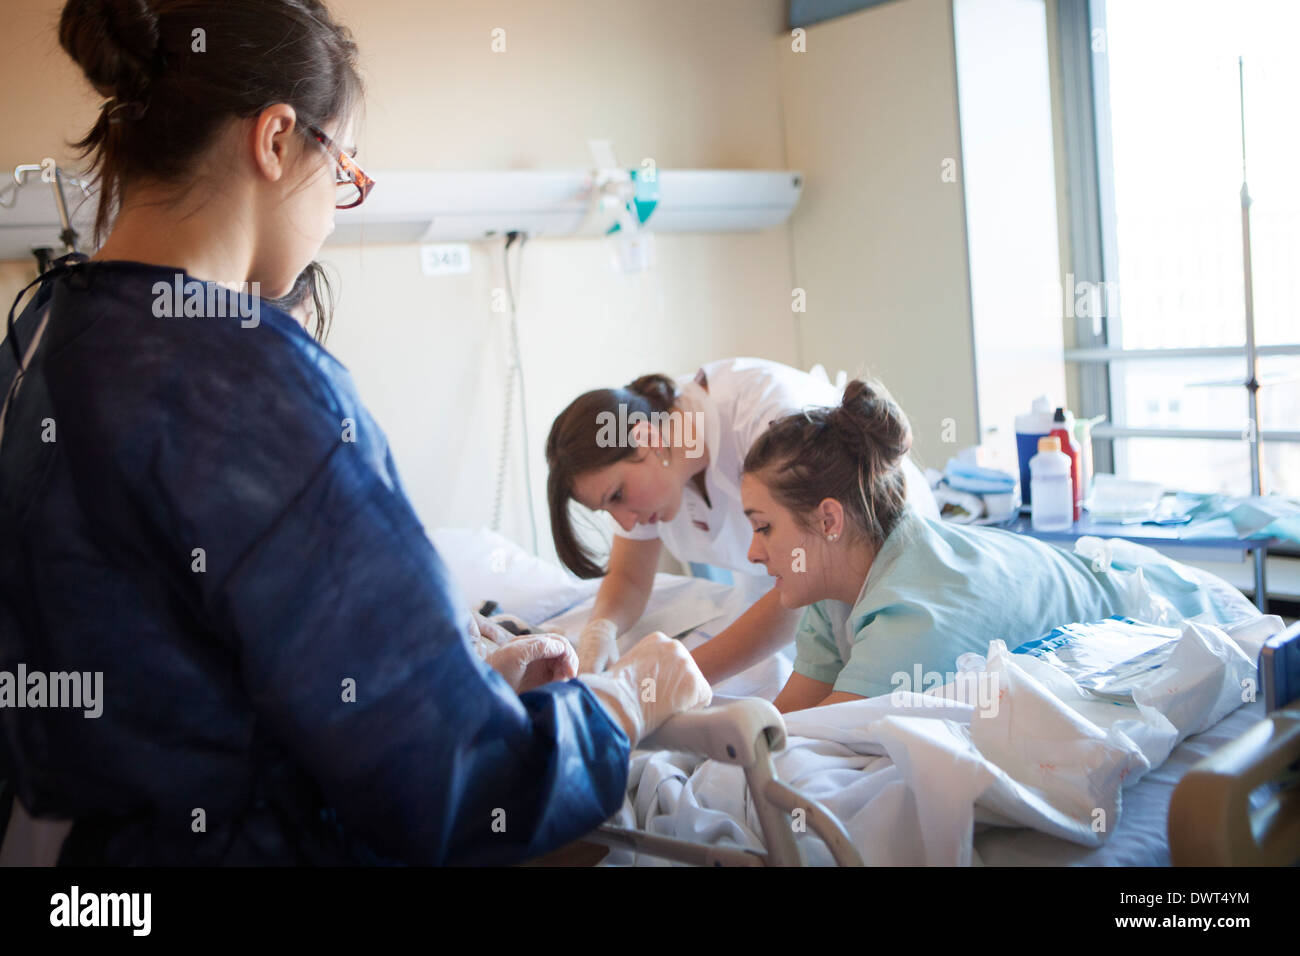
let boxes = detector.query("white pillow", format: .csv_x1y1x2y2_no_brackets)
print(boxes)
429,527,599,623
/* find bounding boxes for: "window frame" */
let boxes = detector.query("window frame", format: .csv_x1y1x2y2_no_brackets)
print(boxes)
1056,0,1300,466
1056,0,1116,474
1055,0,1300,606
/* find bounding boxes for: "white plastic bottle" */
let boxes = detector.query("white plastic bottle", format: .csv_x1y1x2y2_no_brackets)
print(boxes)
1030,436,1073,531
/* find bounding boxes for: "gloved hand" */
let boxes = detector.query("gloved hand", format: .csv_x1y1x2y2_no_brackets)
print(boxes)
488,634,579,693
577,632,712,747
468,612,514,652
576,617,620,674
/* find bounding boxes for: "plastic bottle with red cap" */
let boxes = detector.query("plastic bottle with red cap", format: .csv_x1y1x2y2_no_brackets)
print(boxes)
1050,407,1083,522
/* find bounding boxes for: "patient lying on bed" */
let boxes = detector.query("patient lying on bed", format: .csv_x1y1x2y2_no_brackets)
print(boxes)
739,379,1253,714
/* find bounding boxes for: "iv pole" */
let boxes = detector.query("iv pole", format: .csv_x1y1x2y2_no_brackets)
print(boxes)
49,167,80,256
1237,56,1267,612
4,162,85,269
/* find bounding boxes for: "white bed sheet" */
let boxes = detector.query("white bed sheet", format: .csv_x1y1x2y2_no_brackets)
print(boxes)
972,698,1267,866
608,617,1264,866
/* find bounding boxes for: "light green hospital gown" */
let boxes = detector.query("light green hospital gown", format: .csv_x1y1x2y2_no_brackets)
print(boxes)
794,508,1249,699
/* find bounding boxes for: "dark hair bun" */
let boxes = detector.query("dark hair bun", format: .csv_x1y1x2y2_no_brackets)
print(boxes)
741,376,912,547
831,379,912,464
626,373,677,413
59,0,162,99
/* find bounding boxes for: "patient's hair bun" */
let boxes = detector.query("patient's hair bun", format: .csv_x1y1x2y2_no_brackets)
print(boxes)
59,0,162,99
741,377,912,547
830,379,912,466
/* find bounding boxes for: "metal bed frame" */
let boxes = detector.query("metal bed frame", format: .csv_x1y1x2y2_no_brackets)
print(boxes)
588,695,864,867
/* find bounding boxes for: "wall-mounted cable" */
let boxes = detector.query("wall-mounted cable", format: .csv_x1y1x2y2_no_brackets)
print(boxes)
490,231,539,554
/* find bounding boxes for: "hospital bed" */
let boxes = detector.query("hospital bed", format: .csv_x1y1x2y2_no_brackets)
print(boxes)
439,527,1300,867
431,528,1294,868
577,627,1300,868
975,695,1299,866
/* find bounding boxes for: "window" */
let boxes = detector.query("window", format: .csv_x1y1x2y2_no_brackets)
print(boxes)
1059,0,1300,498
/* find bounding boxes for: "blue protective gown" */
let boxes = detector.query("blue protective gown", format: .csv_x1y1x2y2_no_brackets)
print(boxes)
0,256,629,865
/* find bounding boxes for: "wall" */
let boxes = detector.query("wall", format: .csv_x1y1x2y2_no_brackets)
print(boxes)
3,0,1047,571
777,0,980,468
0,0,803,566
313,0,816,563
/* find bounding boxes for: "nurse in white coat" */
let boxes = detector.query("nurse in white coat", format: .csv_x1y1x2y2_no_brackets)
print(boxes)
545,357,938,683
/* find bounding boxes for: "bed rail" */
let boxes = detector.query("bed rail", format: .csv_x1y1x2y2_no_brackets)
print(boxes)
1168,702,1300,865
591,696,864,866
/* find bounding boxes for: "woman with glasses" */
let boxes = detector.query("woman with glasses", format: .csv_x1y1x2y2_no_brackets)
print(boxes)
0,0,709,866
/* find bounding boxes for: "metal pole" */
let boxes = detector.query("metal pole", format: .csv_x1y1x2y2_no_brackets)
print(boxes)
1238,57,1267,612
48,166,79,254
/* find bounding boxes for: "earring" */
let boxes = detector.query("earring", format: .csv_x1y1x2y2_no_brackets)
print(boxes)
826,533,838,542
660,452,670,467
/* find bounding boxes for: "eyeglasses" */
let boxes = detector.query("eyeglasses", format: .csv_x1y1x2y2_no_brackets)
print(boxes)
307,125,375,209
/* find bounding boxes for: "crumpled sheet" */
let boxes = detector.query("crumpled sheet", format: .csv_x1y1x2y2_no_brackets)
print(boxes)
604,617,1263,866
1181,493,1300,545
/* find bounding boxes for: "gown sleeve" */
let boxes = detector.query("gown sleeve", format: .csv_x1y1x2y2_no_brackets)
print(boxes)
213,439,631,865
46,301,630,865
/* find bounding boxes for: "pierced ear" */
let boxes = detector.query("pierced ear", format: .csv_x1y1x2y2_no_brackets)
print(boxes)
819,498,845,537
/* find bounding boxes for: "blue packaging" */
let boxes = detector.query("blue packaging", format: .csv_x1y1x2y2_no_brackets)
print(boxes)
1015,396,1056,506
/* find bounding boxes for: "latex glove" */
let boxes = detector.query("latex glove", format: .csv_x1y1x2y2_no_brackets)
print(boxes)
576,617,620,674
577,632,712,747
471,612,516,648
488,635,579,693
466,611,510,661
